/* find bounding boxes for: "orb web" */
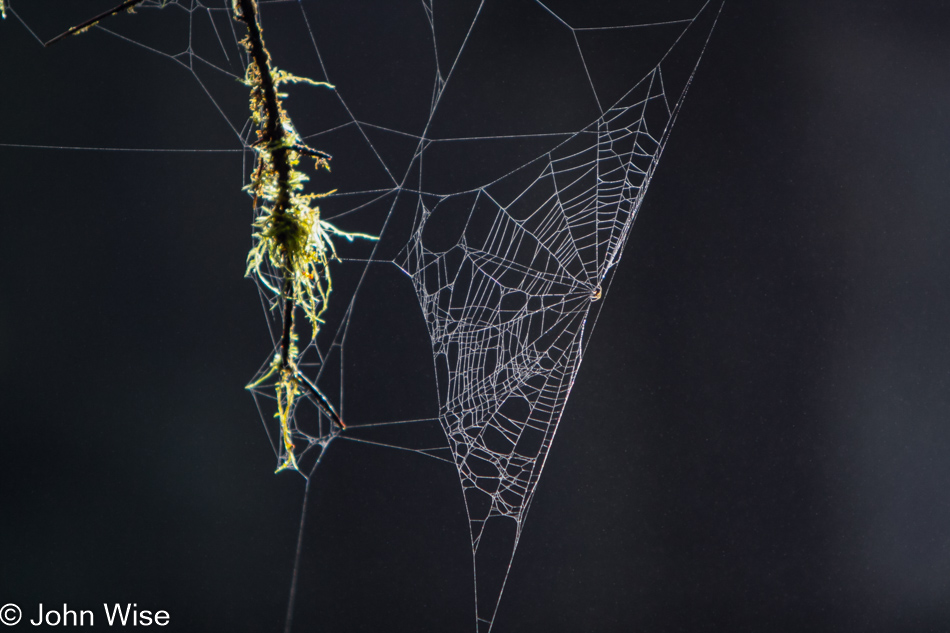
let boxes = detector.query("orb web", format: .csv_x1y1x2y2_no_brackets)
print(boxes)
2,0,721,630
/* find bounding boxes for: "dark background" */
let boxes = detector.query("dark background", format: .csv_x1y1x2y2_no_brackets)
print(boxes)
2,1,950,632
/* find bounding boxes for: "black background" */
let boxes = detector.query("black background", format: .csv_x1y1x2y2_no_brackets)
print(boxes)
2,2,950,632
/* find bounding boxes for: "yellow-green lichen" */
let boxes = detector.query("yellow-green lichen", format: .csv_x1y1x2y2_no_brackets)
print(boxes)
236,5,376,473
246,333,302,473
38,0,376,474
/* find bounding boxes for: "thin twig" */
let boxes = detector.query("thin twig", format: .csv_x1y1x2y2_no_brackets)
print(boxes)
295,371,345,429
45,0,146,47
292,144,332,160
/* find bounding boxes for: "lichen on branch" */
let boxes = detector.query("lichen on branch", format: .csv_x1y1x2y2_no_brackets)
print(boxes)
234,0,375,472
39,0,371,473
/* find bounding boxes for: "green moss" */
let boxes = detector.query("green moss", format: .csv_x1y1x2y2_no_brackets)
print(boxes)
236,3,376,472
33,0,373,473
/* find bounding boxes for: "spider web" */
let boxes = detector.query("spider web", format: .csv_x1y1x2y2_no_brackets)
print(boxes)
3,1,720,630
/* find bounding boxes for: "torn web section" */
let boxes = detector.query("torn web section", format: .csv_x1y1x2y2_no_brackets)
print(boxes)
394,1,722,628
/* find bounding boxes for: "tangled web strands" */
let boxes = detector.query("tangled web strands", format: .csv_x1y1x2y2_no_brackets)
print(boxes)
395,4,720,628
6,0,720,629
